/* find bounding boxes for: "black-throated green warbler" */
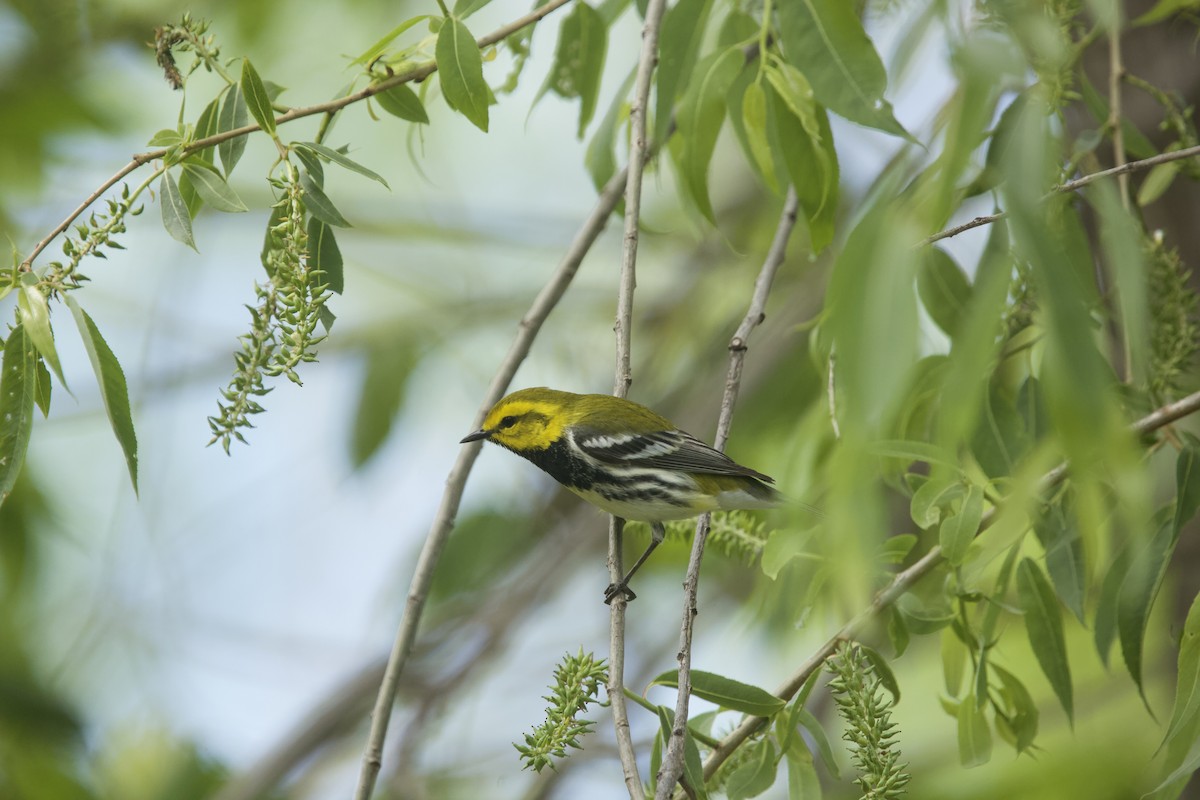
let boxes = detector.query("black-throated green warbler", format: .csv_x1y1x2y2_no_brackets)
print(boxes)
460,387,780,602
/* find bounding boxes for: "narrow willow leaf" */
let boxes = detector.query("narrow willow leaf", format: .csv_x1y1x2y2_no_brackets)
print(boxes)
159,170,197,250
453,0,492,17
534,2,608,138
654,0,713,145
794,707,839,778
941,483,984,565
306,218,344,295
294,142,390,187
350,341,414,467
1094,545,1132,665
192,96,221,164
1033,502,1086,622
64,297,138,494
777,0,911,139
350,15,432,66
298,171,352,228
1118,518,1177,699
1146,737,1200,800
293,147,324,186
910,474,962,529
1138,161,1180,206
437,17,489,132
648,669,785,717
34,358,51,418
683,724,709,800
725,739,776,800
1151,592,1200,800
786,746,822,800
991,664,1039,754
919,248,973,338
181,162,249,212
16,286,67,390
374,84,430,123
240,58,276,136
869,439,958,468
0,325,37,508
1174,436,1200,534
942,626,967,696
742,80,779,192
771,89,838,252
585,67,634,192
676,46,742,222
1017,558,1073,722
218,84,249,175
957,692,992,767
858,643,901,703
877,533,917,565
147,128,184,147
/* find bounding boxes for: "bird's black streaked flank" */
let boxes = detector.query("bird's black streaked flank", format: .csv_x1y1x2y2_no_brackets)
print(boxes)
461,387,781,602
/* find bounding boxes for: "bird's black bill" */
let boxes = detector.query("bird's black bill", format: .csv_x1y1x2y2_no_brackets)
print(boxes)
460,429,490,443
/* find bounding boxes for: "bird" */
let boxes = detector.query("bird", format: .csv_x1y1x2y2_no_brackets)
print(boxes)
460,387,780,603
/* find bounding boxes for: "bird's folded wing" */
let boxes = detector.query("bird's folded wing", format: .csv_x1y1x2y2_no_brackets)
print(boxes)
575,429,773,482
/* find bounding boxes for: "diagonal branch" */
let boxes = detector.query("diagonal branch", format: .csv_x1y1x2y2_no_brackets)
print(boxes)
656,188,801,799
685,387,1200,788
607,0,670,795
19,0,576,272
351,165,628,800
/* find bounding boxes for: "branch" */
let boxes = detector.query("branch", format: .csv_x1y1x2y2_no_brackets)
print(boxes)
1107,8,1129,210
689,387,1200,786
607,0,669,795
656,188,801,799
351,165,628,800
19,0,576,272
918,142,1200,248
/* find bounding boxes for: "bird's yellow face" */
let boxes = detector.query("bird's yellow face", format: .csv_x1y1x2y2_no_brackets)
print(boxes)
461,389,572,452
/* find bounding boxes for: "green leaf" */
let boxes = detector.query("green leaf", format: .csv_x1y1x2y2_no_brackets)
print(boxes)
292,146,324,186
293,142,390,188
350,15,432,66
648,669,786,717
306,218,344,295
991,664,1039,754
1155,591,1200,798
437,17,489,132
1017,558,1073,723
941,626,967,697
919,248,973,338
299,171,352,228
777,0,911,139
653,0,713,145
869,439,957,468
1134,0,1200,25
683,723,709,800
1118,518,1177,700
940,483,984,566
725,739,777,800
909,473,962,529
535,2,608,138
742,80,779,192
675,46,742,223
1174,437,1200,535
585,67,634,193
159,170,197,250
34,357,51,417
240,58,276,136
192,97,221,164
858,643,901,703
16,286,67,390
1094,545,1132,666
350,341,414,466
218,84,249,175
148,128,184,147
453,0,492,17
769,84,838,252
793,708,839,778
1033,502,1086,622
0,325,37,509
374,84,430,124
956,692,992,767
1138,161,1180,206
180,162,249,212
785,745,822,800
64,297,138,494
877,533,917,565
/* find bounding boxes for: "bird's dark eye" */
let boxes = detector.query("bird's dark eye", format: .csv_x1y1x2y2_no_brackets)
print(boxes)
498,415,518,429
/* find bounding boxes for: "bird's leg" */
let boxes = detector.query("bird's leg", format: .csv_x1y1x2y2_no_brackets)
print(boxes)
604,522,665,604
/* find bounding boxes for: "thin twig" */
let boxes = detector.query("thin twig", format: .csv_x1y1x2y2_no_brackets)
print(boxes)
655,189,801,799
352,164,628,800
607,0,668,795
18,0,576,272
686,386,1200,787
1107,8,1129,210
918,143,1200,248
